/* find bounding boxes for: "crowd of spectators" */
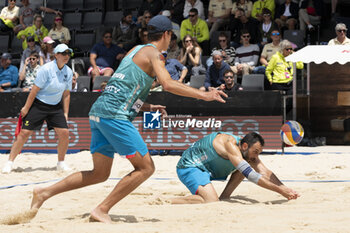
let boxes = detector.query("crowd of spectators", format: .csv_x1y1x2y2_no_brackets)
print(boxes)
0,0,349,94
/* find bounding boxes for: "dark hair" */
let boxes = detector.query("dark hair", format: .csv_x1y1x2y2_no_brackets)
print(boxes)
189,8,198,15
223,69,234,76
241,29,250,36
241,132,265,148
262,8,272,15
236,7,245,14
123,9,132,18
29,51,39,58
171,33,177,41
103,29,113,37
146,25,166,41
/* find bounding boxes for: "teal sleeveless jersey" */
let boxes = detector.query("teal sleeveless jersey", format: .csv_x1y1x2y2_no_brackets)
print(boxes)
177,132,241,180
89,44,156,121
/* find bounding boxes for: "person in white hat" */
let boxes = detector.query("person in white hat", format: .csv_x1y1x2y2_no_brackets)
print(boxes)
2,44,74,174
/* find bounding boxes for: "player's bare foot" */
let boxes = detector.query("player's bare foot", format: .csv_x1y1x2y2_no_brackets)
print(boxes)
90,208,112,224
31,187,46,210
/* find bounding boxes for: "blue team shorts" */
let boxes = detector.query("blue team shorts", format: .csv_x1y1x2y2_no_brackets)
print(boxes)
89,116,149,158
176,167,211,195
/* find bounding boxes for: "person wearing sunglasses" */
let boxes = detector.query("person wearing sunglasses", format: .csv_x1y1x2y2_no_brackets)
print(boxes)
251,0,275,22
19,51,40,92
328,23,350,45
217,69,243,93
265,39,303,93
48,15,70,45
0,53,19,92
180,8,209,55
253,29,281,75
28,15,227,223
2,44,74,174
232,29,260,76
88,30,126,83
183,0,205,20
274,0,298,31
14,0,61,34
19,35,42,73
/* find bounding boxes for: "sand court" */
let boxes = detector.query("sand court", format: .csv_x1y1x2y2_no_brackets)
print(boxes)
1,147,350,233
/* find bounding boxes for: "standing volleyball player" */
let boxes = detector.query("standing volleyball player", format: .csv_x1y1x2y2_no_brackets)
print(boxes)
2,44,73,174
30,15,227,223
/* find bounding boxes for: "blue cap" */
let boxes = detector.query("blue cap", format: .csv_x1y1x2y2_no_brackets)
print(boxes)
148,15,173,33
54,44,73,54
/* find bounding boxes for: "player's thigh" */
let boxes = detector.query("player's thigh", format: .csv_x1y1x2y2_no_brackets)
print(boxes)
127,151,155,174
92,152,113,177
197,183,219,203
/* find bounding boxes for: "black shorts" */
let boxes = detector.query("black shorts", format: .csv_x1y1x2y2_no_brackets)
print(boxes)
22,98,68,131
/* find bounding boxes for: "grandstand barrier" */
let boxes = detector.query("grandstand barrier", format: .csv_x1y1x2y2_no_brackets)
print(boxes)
0,91,283,152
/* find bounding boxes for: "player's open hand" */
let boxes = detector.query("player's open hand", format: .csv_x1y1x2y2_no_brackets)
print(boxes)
150,104,167,117
205,88,228,103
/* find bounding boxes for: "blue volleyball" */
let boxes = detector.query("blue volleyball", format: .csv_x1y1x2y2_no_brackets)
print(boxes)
280,121,304,145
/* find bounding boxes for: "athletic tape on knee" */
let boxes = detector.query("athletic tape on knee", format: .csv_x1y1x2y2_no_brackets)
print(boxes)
237,160,262,184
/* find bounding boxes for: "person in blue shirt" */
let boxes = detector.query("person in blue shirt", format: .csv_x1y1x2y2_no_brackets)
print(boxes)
200,50,231,91
88,30,126,83
0,53,19,91
163,51,188,82
2,44,73,174
171,132,300,204
29,15,227,224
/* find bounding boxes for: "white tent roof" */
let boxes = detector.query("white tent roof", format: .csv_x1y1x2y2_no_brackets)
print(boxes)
285,45,350,65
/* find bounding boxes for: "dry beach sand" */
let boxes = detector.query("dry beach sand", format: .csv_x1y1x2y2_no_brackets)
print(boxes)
0,146,350,233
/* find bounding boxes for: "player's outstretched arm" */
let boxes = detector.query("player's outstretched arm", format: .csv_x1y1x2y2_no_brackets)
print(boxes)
151,52,227,103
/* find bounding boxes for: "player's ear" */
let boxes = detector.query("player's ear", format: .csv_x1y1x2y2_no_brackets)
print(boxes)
242,142,249,151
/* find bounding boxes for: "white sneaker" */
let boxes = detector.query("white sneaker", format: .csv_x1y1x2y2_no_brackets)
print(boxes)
57,161,71,171
2,161,13,174
307,24,314,30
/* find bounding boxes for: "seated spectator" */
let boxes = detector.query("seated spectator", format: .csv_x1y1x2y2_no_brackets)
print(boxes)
265,39,303,93
19,35,42,72
180,8,209,55
167,33,181,59
40,36,55,64
183,0,205,20
251,0,275,22
163,51,188,83
207,32,236,67
162,0,184,25
298,0,323,32
253,28,281,74
137,10,153,30
17,14,48,49
217,69,243,93
112,10,138,51
0,53,19,92
71,72,78,92
48,15,71,45
258,8,278,47
0,0,19,33
179,34,205,82
19,51,40,92
88,30,125,82
162,10,181,43
328,23,350,45
14,0,61,34
230,8,261,47
232,0,253,18
207,0,232,37
232,30,260,76
275,0,299,31
136,28,149,45
200,50,231,91
137,0,163,18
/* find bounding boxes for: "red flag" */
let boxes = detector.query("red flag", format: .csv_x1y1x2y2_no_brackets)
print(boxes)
15,114,22,138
